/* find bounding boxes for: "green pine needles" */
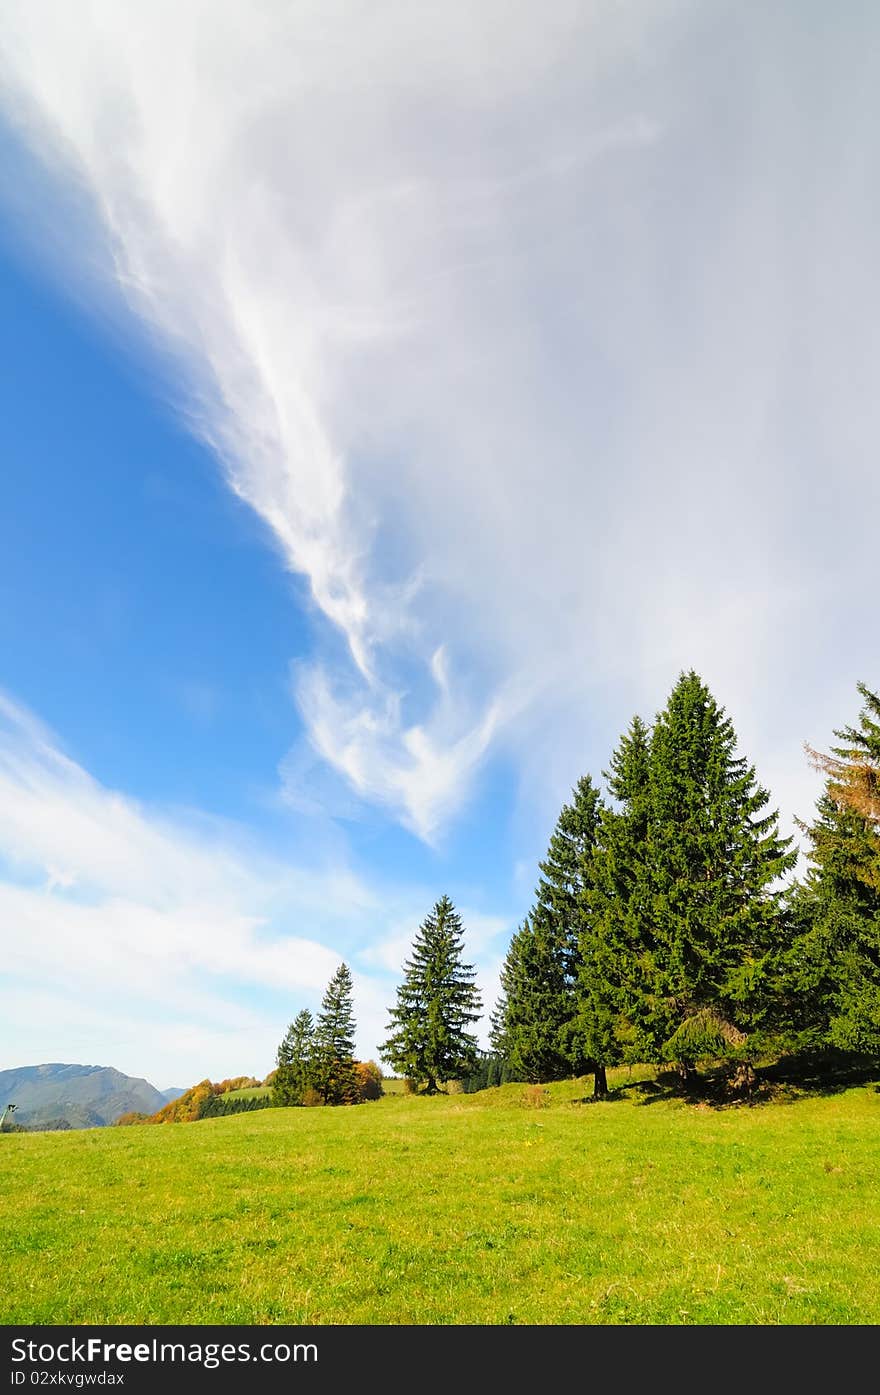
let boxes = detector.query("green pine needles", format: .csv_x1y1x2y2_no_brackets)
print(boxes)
493,670,817,1094
314,963,360,1105
628,671,797,1065
271,964,360,1107
492,776,604,1084
381,895,482,1092
271,1009,315,1107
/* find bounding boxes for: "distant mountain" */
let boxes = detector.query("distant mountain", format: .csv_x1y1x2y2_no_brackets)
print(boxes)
0,1063,171,1130
160,1087,187,1104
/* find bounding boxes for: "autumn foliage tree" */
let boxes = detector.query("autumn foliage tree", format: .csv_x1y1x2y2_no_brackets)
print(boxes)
790,682,880,1053
804,681,880,892
355,1060,384,1101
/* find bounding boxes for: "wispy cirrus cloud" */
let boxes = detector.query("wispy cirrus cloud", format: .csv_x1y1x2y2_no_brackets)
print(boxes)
1,1,878,852
0,2,668,840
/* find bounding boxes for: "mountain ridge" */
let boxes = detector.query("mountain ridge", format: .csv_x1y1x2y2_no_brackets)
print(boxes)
0,1063,186,1129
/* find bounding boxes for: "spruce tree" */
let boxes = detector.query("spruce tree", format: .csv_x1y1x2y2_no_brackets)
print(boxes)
493,776,604,1086
641,671,796,1072
792,683,880,1052
381,895,482,1092
534,774,605,984
313,964,360,1105
576,716,652,1096
490,909,572,1081
271,1009,315,1107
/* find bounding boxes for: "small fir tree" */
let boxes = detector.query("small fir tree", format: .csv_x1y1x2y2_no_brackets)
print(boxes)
313,964,360,1105
381,895,482,1092
271,1009,315,1107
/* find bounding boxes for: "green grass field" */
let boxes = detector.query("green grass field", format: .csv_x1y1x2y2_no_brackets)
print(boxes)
376,1076,407,1094
3,1073,879,1325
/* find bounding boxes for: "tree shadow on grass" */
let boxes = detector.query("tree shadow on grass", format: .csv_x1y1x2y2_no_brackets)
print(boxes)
614,1051,880,1110
759,1051,880,1097
570,1076,661,1106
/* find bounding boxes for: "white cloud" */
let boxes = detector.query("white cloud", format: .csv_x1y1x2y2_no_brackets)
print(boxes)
1,1,877,852
0,693,513,1082
0,693,385,1083
293,660,519,841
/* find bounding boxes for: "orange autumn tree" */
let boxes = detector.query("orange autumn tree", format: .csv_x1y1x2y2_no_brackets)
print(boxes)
355,1060,384,1101
790,681,880,1055
804,681,880,895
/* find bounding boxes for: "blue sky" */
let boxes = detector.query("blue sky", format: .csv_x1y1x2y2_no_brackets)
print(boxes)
0,237,523,1083
1,2,878,1089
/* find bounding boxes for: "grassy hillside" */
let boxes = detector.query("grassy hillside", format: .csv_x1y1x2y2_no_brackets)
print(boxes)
2,1073,879,1324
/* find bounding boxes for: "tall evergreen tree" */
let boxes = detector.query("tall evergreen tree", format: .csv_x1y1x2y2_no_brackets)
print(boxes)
639,671,797,1070
493,776,604,1086
490,909,572,1081
791,683,880,1052
534,774,605,984
313,964,360,1105
381,895,482,1092
576,716,652,1096
271,1009,315,1107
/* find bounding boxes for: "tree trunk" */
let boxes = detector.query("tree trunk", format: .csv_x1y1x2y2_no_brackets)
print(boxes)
593,1064,608,1100
424,1075,438,1095
731,1061,755,1097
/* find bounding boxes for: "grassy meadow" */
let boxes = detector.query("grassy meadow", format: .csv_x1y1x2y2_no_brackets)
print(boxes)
3,1072,879,1325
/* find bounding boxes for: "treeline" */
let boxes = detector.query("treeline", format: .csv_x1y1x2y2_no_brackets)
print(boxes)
115,1077,269,1126
461,1053,517,1093
491,670,880,1096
